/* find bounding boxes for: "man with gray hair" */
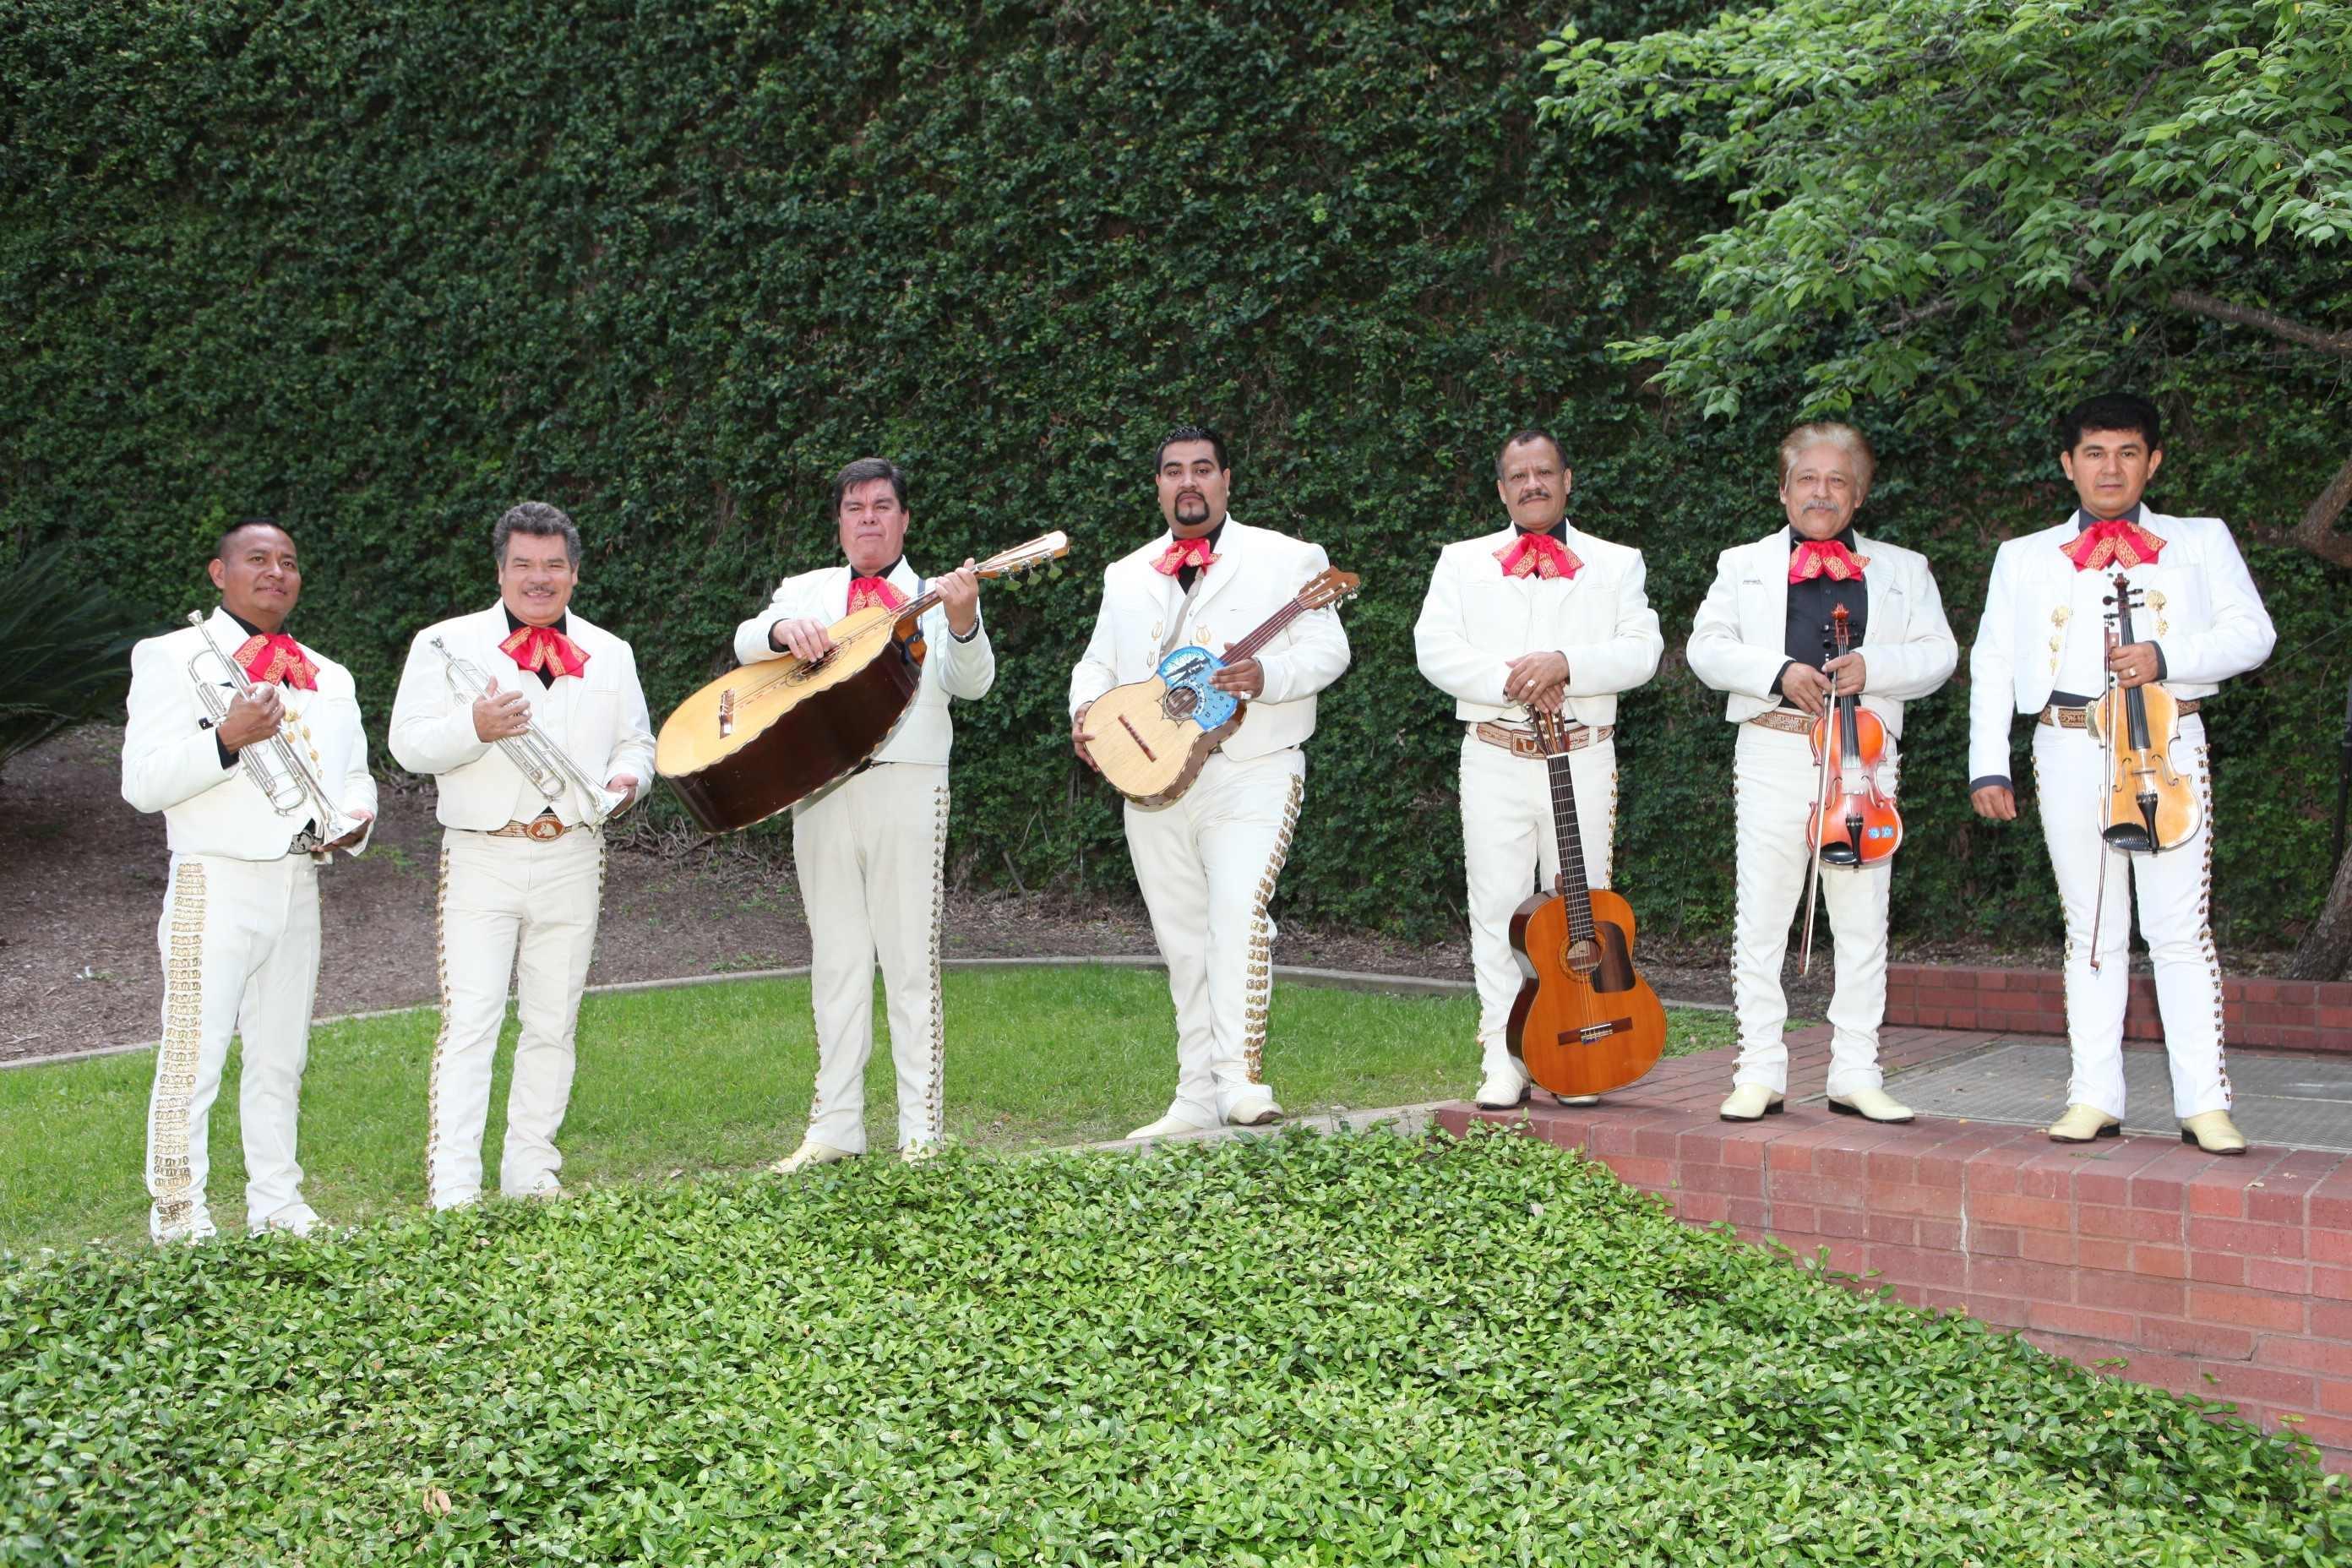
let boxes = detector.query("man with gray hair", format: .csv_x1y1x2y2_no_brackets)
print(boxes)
1688,422,1957,1124
734,457,989,1172
389,501,654,1208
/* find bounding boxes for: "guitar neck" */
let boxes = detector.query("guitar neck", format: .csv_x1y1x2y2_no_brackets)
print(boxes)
1224,598,1307,664
1544,751,1598,944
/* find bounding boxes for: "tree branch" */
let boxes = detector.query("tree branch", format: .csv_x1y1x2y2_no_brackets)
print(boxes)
2292,451,2352,570
2166,288,2352,357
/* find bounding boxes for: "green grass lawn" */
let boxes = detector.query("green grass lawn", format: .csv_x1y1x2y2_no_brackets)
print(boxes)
0,967,1740,1254
3,1132,2339,1565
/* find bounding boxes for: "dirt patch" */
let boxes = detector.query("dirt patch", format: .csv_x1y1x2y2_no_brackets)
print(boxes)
2,725,2277,1064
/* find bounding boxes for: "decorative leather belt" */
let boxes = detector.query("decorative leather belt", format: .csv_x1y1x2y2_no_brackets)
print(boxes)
2039,699,2198,729
484,814,577,841
1473,720,1613,758
1746,710,1815,735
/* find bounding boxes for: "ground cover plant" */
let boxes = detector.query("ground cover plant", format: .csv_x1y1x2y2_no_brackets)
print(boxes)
0,965,1739,1252
3,1130,2342,1565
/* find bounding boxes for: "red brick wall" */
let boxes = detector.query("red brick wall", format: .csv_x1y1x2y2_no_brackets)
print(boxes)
1884,966,2352,1054
1437,1099,2352,1472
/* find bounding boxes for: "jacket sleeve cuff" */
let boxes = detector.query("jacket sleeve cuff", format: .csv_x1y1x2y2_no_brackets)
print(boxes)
2151,642,2168,680
1769,661,1794,698
1969,775,2012,793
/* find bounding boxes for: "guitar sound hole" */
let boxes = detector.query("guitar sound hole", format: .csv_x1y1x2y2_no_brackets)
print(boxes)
1560,937,1599,977
1162,686,1198,720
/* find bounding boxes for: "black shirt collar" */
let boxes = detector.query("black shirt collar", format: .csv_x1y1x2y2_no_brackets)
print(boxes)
850,557,905,582
1170,520,1225,552
1513,518,1567,542
221,607,266,640
504,605,571,636
1787,523,1859,551
2078,502,2143,530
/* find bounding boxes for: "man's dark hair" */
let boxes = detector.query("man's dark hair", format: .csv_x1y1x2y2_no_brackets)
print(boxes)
1495,427,1565,482
2057,393,2163,457
830,457,908,518
492,501,581,567
1155,424,1229,473
215,517,292,561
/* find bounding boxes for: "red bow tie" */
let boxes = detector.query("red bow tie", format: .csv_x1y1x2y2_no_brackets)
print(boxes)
2061,518,2166,572
499,623,590,679
846,575,908,613
1152,536,1220,577
1494,531,1582,580
230,632,318,692
1788,539,1870,584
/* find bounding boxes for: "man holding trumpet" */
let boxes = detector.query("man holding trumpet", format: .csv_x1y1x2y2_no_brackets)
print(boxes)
390,502,653,1210
121,518,377,1242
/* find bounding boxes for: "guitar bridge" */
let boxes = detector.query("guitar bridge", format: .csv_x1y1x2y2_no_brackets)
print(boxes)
1117,715,1157,761
1560,1018,1632,1047
718,690,734,738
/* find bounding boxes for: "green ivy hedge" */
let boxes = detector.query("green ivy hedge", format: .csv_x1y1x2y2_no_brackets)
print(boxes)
4,0,2344,946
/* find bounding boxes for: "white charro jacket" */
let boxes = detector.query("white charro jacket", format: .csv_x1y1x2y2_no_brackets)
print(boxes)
120,606,378,859
731,556,995,768
1966,509,2274,785
389,603,656,830
1414,523,1663,728
1068,516,1352,761
1687,528,1958,736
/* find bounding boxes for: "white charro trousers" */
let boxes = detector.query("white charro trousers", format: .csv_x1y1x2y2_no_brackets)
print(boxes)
1728,723,1893,1098
1461,730,1616,1083
427,826,606,1206
792,762,950,1155
2032,714,2228,1119
1124,747,1306,1128
144,852,322,1240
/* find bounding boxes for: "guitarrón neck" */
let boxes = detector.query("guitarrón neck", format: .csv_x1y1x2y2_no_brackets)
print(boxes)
1545,749,1597,945
1224,598,1306,664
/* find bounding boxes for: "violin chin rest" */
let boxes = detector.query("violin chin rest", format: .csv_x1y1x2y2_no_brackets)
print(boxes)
2102,825,2154,853
1818,845,1860,868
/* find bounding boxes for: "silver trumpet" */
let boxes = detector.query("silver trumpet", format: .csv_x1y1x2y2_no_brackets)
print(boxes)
430,635,628,827
187,612,366,853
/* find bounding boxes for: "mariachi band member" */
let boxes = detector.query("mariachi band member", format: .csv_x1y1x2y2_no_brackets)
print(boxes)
389,502,653,1208
1071,425,1352,1139
738,458,992,1172
120,519,377,1241
1690,423,1957,1124
1968,394,2275,1153
1413,427,1663,1111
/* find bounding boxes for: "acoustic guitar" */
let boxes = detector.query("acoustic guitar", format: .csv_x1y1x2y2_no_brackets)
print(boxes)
657,532,1068,832
1083,567,1358,807
1506,708,1667,1098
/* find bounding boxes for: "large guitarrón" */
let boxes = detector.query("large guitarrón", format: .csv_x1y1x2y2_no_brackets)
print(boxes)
657,532,1067,832
1083,568,1358,808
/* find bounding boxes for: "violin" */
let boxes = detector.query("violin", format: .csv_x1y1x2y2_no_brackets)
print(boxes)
2087,572,2200,854
1807,605,1902,868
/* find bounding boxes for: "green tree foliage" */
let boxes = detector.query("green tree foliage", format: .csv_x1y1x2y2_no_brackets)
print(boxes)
2,1,2344,948
1538,0,2352,967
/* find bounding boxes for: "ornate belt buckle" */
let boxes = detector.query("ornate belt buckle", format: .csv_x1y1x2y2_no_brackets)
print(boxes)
525,815,565,842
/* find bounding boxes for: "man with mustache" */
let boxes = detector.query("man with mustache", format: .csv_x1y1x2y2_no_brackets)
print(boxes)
121,518,378,1241
389,501,655,1208
735,457,990,1171
1415,428,1663,1110
1071,425,1352,1138
1689,422,1957,1124
1968,394,2274,1153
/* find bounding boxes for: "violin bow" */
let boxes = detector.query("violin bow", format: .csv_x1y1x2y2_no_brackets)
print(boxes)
2088,606,2121,975
1798,625,1837,977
